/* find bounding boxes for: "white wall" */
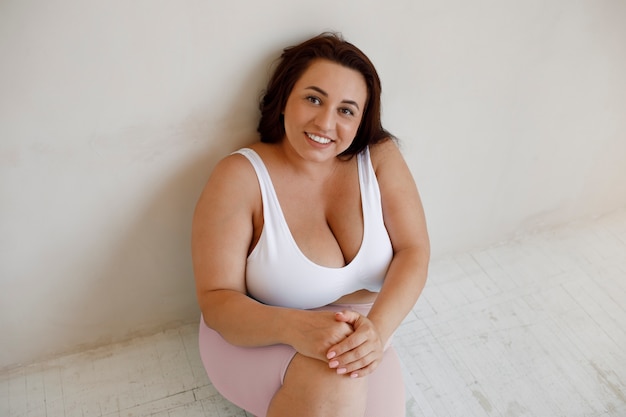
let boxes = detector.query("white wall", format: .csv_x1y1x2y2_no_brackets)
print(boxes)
1,0,625,368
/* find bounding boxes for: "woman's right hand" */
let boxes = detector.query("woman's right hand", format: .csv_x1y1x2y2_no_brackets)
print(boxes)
287,310,355,362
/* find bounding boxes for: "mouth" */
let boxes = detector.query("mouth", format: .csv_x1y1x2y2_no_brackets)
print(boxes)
306,132,333,144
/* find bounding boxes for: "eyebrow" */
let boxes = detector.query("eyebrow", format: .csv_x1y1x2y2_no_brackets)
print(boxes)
305,86,360,110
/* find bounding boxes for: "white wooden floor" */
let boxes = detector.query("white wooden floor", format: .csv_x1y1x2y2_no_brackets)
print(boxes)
2,209,625,417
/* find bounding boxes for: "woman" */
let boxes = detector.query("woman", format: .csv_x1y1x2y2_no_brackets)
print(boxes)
192,32,429,417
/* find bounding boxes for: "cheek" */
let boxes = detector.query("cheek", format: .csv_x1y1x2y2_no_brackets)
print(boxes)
341,119,362,137
283,103,305,124
281,108,296,131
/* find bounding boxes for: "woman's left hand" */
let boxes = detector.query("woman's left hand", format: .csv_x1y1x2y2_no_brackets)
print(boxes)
325,310,384,378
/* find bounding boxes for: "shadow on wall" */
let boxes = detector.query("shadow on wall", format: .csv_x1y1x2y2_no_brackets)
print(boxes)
56,49,279,354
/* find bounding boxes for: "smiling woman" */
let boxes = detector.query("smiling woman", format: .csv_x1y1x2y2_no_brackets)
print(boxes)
282,60,367,162
192,32,430,417
257,33,392,157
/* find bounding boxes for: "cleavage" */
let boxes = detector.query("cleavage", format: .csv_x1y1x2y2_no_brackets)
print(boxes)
274,174,363,268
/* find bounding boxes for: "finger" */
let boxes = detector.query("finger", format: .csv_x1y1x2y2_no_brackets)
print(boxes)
333,310,361,325
348,360,380,378
336,351,380,377
332,321,355,341
333,341,375,368
326,329,368,360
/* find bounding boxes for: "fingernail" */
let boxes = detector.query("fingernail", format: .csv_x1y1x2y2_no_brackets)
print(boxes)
337,368,347,375
327,351,336,359
351,373,359,378
329,360,339,368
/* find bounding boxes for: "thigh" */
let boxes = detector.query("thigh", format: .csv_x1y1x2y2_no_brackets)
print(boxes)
269,351,369,417
366,345,406,417
198,317,296,416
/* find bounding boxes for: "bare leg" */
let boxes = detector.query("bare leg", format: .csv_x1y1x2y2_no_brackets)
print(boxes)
267,353,368,417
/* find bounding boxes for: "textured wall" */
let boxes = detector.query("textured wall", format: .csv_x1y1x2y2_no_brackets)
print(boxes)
1,0,625,368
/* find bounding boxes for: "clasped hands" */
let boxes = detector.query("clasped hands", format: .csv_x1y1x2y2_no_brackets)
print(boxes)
328,310,385,378
293,309,385,379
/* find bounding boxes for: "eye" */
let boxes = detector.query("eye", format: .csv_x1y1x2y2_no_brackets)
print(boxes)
306,95,321,105
339,107,355,116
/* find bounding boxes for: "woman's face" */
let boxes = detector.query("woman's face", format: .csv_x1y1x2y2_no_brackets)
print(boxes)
282,59,367,163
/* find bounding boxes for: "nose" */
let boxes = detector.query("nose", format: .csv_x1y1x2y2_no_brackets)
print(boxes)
314,107,335,131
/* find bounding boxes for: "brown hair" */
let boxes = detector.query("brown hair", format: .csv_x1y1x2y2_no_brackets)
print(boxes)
257,32,393,157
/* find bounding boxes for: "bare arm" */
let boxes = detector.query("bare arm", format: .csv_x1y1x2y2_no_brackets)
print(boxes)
328,139,430,376
192,153,353,359
367,139,430,343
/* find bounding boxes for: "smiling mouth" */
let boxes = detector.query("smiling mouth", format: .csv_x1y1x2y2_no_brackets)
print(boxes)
306,132,332,144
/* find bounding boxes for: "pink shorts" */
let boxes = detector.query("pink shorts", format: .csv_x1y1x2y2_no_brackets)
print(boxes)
198,303,405,417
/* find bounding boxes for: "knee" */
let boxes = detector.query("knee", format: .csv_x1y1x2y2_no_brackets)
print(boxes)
271,353,368,417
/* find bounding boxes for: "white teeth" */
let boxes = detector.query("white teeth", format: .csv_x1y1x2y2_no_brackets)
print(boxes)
307,133,331,144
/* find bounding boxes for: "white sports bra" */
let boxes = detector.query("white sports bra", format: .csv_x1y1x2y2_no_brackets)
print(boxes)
235,147,393,309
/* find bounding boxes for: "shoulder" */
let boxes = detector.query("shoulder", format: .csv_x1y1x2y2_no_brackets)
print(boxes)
367,137,406,174
195,149,261,217
207,153,257,196
210,141,282,189
211,150,256,184
367,138,418,200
